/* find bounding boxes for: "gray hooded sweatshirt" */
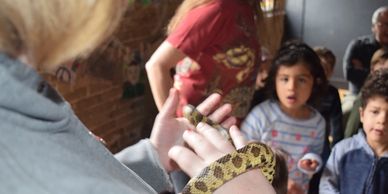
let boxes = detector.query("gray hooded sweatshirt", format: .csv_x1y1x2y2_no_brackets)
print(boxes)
0,54,172,194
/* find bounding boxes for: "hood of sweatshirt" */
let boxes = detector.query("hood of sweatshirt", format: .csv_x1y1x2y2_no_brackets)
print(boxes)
0,53,68,130
0,53,158,194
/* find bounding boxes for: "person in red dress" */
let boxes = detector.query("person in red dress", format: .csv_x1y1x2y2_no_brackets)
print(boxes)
146,0,261,125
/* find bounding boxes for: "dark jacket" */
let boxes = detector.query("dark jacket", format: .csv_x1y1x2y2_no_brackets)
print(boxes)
318,84,343,148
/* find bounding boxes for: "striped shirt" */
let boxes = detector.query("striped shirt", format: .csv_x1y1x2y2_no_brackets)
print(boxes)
241,100,325,192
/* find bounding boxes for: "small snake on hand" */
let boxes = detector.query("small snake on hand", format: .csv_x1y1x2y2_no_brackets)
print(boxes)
181,104,276,194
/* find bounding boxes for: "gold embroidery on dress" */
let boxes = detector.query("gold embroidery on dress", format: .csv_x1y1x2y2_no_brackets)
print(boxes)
213,45,256,83
222,86,255,118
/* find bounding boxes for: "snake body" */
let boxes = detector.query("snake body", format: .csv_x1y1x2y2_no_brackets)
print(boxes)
182,104,276,194
183,104,231,141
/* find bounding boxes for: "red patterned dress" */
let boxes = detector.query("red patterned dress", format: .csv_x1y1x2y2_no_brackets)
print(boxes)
167,0,260,123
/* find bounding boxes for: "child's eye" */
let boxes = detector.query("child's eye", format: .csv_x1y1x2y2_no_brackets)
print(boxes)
370,110,379,115
278,77,288,82
298,78,307,83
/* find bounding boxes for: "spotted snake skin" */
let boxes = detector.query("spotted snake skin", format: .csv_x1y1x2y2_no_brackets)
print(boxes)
182,104,276,194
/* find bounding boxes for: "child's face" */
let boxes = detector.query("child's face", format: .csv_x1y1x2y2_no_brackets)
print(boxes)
372,59,388,72
360,95,388,146
275,63,314,111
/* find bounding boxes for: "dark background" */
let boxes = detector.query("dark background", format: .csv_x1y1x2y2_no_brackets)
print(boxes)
284,0,387,89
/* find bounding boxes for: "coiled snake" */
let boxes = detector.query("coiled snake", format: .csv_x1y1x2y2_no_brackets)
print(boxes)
181,104,276,194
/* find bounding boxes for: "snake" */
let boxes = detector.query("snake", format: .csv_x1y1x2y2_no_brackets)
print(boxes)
181,104,276,194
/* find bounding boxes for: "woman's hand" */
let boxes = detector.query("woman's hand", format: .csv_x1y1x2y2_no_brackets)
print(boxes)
149,88,236,172
169,123,275,194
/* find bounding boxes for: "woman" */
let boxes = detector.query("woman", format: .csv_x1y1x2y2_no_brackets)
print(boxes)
0,1,275,194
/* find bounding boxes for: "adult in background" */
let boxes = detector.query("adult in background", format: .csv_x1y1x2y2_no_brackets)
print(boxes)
342,6,388,114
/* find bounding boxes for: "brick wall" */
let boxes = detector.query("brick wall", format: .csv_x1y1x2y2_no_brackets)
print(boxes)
45,74,146,153
44,1,182,153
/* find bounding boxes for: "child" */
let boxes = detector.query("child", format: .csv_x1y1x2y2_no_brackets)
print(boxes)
241,41,328,193
319,69,388,194
314,46,343,146
308,47,343,194
344,48,388,138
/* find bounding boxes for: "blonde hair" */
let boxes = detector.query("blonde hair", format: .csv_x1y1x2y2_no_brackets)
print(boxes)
0,0,126,70
167,0,258,35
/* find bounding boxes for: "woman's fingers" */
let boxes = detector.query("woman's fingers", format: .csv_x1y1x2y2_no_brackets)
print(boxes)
206,103,232,124
195,93,222,116
220,116,237,129
168,145,205,177
229,126,248,149
195,123,234,152
157,88,179,119
193,93,234,130
182,129,224,161
172,124,237,177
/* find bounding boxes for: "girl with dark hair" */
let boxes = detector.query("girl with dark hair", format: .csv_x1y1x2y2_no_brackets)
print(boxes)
241,41,328,194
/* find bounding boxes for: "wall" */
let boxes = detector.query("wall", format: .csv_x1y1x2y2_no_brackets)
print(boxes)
284,0,387,89
45,0,182,153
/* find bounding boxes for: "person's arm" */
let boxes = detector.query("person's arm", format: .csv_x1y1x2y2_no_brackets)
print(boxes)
145,41,186,110
115,139,174,193
319,145,341,194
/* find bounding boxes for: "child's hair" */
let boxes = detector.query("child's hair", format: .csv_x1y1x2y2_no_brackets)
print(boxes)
360,69,388,108
271,147,289,194
265,40,328,107
313,46,336,69
167,0,260,35
370,48,388,69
